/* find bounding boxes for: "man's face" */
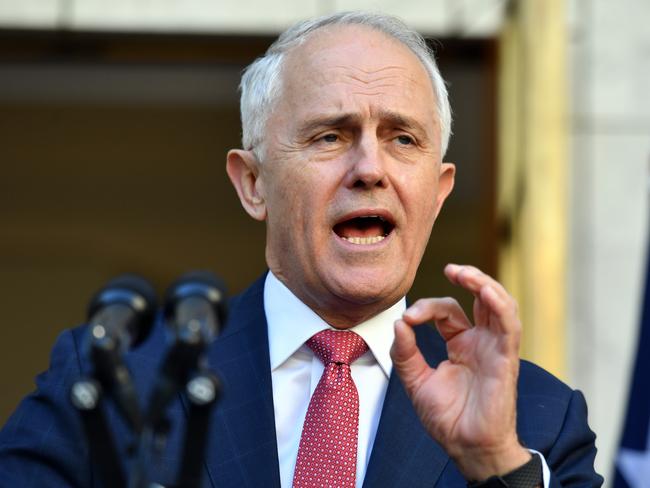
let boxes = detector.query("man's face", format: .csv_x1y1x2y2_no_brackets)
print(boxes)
230,25,454,327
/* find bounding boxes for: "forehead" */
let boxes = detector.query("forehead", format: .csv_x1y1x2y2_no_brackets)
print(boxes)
278,24,437,118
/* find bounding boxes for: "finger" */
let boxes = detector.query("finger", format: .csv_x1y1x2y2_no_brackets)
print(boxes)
445,264,509,301
404,297,473,342
472,286,519,335
479,284,521,336
446,264,507,297
473,294,490,330
390,319,432,395
446,265,520,336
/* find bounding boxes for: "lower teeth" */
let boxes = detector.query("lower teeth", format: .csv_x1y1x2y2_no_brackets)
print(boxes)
342,235,385,245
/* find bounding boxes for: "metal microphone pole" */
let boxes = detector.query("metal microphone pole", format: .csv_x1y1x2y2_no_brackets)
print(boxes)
131,271,228,488
72,274,157,487
175,372,221,488
70,379,126,488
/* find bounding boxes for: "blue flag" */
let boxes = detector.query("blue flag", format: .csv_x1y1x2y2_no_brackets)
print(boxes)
614,251,650,486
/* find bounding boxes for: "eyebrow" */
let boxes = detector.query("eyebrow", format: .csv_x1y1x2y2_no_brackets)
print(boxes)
296,114,359,138
296,110,430,140
376,109,429,138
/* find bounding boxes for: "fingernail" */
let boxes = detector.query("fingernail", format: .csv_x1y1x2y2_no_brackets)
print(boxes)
404,305,420,318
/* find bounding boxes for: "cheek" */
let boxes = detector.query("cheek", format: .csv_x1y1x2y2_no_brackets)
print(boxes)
398,169,438,220
266,168,316,230
264,163,301,202
413,203,437,236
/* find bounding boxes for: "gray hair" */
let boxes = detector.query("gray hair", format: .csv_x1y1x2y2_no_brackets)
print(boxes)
239,11,452,159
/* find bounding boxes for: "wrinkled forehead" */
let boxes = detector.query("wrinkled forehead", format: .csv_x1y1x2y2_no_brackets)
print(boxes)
270,24,438,135
279,24,436,104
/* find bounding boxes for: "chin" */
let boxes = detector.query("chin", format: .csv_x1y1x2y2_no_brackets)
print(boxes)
326,267,410,307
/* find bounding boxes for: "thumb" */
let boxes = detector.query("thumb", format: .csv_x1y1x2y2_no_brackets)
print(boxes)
391,320,431,394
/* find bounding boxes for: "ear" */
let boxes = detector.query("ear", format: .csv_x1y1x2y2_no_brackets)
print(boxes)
226,149,267,221
434,162,455,218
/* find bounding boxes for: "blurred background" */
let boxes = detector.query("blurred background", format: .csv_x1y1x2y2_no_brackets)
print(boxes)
0,0,648,485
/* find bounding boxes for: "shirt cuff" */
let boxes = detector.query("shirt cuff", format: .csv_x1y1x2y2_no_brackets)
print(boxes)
528,449,550,487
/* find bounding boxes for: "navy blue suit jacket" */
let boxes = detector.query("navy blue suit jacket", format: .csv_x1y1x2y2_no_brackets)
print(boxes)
0,275,602,487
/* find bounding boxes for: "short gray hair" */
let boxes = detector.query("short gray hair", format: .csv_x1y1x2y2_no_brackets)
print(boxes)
239,11,452,159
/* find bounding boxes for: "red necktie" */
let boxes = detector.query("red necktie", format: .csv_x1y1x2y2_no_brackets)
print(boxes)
292,329,369,488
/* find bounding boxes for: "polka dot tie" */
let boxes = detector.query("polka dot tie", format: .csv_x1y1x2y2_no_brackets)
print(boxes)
292,329,369,488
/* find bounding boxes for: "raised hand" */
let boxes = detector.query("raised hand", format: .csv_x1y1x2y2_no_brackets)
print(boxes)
390,264,532,481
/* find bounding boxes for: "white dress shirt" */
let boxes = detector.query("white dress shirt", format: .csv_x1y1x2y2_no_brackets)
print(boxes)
265,271,402,488
263,271,550,487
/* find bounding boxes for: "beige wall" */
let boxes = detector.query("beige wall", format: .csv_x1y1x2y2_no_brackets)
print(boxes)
567,0,650,483
0,0,506,36
497,0,568,379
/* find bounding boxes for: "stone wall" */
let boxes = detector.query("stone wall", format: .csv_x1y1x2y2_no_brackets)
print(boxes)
567,0,650,482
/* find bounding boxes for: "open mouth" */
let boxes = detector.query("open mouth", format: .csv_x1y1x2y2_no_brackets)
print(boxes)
333,215,395,245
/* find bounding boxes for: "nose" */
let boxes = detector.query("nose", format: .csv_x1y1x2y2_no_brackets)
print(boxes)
346,135,388,189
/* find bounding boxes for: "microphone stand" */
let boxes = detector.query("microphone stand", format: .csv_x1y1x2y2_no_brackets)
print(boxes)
72,331,143,488
70,379,126,488
129,372,221,488
71,273,226,488
131,329,221,488
89,323,143,433
176,372,221,488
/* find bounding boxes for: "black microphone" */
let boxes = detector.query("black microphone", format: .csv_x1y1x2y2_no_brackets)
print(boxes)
87,274,158,352
86,274,158,431
164,270,228,346
145,271,227,427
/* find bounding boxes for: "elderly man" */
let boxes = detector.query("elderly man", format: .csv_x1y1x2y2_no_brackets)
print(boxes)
0,11,601,488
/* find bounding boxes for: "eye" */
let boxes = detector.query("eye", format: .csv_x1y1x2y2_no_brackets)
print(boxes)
320,133,339,143
396,134,414,145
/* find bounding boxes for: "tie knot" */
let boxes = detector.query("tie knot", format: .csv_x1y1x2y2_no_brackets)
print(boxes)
306,329,368,366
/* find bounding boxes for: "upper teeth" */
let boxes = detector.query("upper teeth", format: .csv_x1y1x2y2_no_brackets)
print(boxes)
343,235,385,245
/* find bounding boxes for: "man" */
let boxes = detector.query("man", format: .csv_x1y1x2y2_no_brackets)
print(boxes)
0,11,601,488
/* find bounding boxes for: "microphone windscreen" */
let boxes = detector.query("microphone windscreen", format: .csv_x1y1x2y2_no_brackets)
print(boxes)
164,271,228,336
87,273,158,347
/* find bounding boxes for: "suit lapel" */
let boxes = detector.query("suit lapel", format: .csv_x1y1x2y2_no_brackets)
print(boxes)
363,324,450,488
203,274,281,487
198,281,452,487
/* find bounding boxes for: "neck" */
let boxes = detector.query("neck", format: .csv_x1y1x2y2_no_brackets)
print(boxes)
312,305,384,329
271,272,401,329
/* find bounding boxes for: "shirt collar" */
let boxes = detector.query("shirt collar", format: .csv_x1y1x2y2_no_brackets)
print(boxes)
264,271,404,378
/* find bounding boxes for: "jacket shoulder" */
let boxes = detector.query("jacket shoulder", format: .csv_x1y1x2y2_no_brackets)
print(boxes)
518,360,572,395
516,361,602,486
